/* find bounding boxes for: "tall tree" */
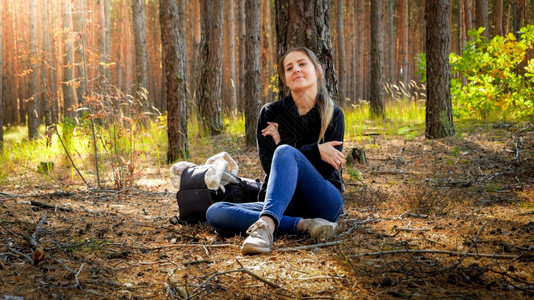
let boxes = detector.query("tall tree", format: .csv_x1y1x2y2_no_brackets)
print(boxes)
237,0,246,111
41,0,53,127
132,0,150,113
245,0,261,146
197,0,224,134
0,0,3,150
260,0,274,105
275,0,338,103
62,0,75,120
73,0,87,106
475,0,489,38
388,0,395,84
160,0,189,162
28,0,38,139
425,0,455,139
336,0,346,105
355,0,364,102
370,0,385,119
223,0,237,113
399,0,409,87
494,0,504,36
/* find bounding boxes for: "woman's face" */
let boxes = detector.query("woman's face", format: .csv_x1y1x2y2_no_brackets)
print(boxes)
282,51,319,94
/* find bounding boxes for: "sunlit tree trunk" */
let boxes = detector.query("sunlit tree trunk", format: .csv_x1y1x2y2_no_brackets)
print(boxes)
223,0,237,113
237,0,245,112
356,0,364,102
463,0,473,35
40,0,52,127
198,0,224,134
275,0,338,103
73,0,87,107
132,0,149,113
388,0,395,85
370,0,385,119
260,0,274,105
336,0,345,105
63,0,75,120
425,0,454,139
27,0,38,139
245,0,261,146
0,0,3,150
399,0,409,88
190,0,201,107
160,0,189,162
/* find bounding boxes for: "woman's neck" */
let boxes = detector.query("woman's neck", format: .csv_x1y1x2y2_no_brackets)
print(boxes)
291,86,318,116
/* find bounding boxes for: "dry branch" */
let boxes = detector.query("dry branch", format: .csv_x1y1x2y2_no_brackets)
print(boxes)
30,212,48,249
394,227,431,232
140,243,238,251
276,240,344,252
30,200,73,212
350,248,519,259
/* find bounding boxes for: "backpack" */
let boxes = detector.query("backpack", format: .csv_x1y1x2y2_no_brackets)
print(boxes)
175,166,262,223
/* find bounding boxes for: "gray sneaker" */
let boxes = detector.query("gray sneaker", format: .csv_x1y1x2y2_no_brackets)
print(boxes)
303,218,338,242
241,220,273,255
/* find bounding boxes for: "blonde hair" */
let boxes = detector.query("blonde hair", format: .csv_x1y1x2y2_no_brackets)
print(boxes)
279,47,334,143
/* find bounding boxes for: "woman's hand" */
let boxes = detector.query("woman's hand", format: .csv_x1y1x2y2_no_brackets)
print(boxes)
261,122,280,145
318,141,344,169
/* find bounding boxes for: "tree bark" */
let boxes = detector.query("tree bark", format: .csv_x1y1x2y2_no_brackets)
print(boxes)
475,0,489,38
388,0,395,84
0,0,3,150
399,0,409,87
260,0,274,105
275,0,338,104
245,0,261,146
198,0,224,134
73,0,87,107
336,0,346,105
40,0,53,127
425,0,455,139
223,0,237,113
370,0,385,119
132,0,150,113
160,0,189,162
237,0,246,112
494,0,503,36
356,0,364,102
28,0,38,139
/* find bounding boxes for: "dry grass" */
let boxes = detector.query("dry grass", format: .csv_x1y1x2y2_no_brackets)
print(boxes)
0,121,533,299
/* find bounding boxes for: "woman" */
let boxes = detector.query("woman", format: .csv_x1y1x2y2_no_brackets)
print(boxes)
206,47,345,255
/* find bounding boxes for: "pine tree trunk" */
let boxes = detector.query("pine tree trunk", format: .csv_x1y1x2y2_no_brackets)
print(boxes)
494,0,503,36
399,0,409,87
198,0,224,134
73,0,87,107
0,0,3,150
63,0,75,120
223,0,237,114
237,0,246,112
370,0,385,119
245,0,261,146
336,0,345,105
356,0,363,102
160,0,189,162
260,0,274,105
40,0,52,127
476,0,489,38
132,0,149,113
425,0,455,139
388,0,395,85
275,0,338,104
28,0,38,139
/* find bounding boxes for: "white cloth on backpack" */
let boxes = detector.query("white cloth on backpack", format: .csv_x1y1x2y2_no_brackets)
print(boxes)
169,152,239,192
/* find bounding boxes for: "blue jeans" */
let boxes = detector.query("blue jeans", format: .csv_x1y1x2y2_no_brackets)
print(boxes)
206,145,344,236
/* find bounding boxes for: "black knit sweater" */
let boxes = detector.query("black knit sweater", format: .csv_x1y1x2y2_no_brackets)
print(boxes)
256,95,345,201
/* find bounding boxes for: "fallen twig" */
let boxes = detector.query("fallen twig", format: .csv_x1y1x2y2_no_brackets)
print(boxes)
350,248,518,259
30,212,48,249
517,210,534,216
140,243,238,251
8,247,33,264
276,240,344,252
394,227,431,232
75,263,85,288
29,200,73,212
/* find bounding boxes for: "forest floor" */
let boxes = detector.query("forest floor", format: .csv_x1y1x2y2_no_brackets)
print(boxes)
0,120,533,299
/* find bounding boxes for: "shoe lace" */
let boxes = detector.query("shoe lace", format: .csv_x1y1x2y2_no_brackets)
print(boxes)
246,222,272,241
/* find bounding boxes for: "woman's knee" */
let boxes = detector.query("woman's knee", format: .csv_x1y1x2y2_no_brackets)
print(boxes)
205,202,226,225
273,144,298,161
